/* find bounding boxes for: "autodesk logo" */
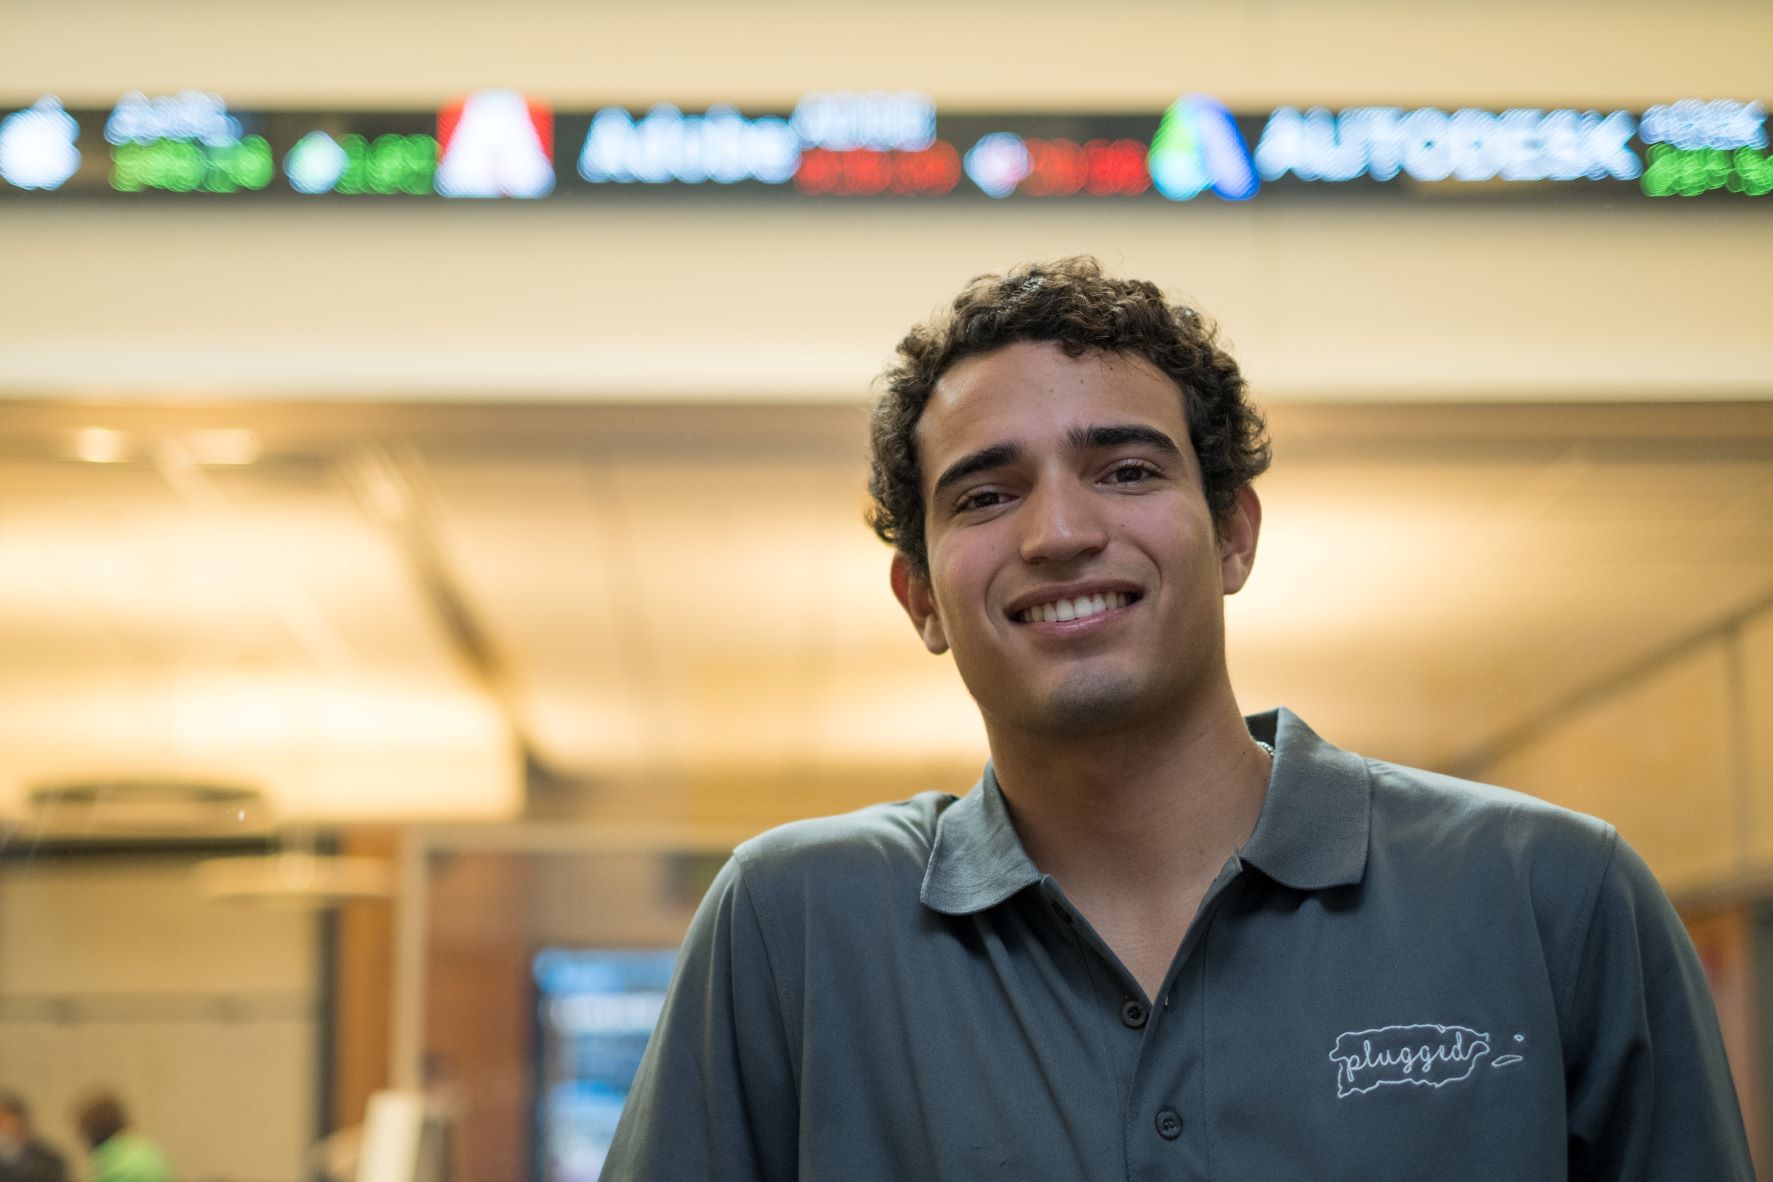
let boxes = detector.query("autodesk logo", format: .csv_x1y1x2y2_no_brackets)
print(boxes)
1253,106,1642,183
1148,94,1258,201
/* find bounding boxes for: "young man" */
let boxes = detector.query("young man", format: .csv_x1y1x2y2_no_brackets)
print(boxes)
602,257,1753,1179
72,1095,172,1182
0,1093,68,1182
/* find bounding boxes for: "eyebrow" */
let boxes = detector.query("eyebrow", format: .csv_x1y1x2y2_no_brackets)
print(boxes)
928,424,1184,501
1068,423,1184,457
931,442,1023,501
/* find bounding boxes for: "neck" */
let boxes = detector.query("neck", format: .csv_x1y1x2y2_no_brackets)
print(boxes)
984,681,1271,901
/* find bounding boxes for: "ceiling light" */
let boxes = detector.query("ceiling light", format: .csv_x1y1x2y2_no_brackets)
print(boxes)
73,427,126,463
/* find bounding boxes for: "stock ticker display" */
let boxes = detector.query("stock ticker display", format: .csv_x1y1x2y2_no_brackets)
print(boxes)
1,90,1766,203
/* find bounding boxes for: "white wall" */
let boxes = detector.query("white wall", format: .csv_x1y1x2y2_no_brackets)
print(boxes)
0,857,319,1182
5,0,1769,111
3,198,1769,404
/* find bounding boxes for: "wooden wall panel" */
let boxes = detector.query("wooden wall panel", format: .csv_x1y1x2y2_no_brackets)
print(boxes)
329,828,398,1133
424,851,534,1182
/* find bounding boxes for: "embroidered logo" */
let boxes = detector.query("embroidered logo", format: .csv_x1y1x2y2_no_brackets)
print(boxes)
1329,1024,1524,1098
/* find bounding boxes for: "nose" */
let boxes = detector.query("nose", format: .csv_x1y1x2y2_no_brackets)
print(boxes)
1018,476,1109,565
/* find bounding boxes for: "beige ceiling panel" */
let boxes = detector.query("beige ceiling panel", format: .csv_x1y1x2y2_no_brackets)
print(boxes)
0,454,519,823
2,401,1767,850
419,436,982,785
1229,445,1773,772
0,672,518,825
417,460,646,767
0,459,462,677
1481,644,1739,894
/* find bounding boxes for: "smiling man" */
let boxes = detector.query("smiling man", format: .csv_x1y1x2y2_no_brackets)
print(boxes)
600,257,1752,1180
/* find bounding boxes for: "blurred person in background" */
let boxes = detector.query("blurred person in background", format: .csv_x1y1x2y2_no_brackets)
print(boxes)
0,1093,68,1182
603,257,1753,1180
72,1094,171,1182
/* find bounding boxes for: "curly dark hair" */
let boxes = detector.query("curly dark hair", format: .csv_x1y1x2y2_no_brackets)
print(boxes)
867,256,1271,576
74,1092,127,1148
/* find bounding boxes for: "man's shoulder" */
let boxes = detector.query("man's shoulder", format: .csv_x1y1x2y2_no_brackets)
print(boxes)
1360,754,1619,895
729,789,961,899
1365,755,1612,840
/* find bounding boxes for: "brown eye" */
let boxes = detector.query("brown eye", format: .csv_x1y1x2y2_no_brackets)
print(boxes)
1106,462,1155,484
956,490,1008,512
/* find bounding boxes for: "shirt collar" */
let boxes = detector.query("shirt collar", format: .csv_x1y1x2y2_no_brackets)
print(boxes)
920,706,1370,916
920,762,1042,915
1238,707,1371,890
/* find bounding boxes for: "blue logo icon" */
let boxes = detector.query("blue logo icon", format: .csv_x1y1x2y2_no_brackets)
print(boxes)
1148,94,1257,201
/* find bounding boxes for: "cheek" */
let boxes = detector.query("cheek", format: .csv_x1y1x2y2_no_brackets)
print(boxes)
929,540,1005,632
932,564,982,629
930,530,979,583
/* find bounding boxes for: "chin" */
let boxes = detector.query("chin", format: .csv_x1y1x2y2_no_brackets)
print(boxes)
1029,676,1153,735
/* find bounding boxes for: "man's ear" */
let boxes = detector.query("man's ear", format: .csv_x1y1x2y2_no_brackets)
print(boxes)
890,553,950,655
1219,484,1262,596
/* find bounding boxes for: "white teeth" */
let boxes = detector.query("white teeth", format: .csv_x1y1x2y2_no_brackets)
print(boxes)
1018,592,1132,623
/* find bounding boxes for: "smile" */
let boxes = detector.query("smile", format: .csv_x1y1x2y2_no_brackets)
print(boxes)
1014,591,1137,624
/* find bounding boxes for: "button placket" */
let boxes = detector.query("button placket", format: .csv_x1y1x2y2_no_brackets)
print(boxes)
1126,870,1241,1166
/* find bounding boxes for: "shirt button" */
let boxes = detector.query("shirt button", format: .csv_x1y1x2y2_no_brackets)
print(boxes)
1154,1109,1183,1140
1120,1000,1148,1029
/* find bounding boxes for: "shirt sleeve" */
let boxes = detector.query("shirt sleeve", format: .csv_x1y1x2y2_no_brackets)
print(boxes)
1563,832,1755,1180
599,854,799,1182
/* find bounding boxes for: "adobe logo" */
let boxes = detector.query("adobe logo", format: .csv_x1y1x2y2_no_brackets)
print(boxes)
436,90,554,198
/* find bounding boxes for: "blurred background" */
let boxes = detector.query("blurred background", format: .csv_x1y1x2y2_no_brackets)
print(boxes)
3,1,1772,1179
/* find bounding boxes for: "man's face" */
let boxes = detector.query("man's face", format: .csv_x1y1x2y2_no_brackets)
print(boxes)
892,340,1258,737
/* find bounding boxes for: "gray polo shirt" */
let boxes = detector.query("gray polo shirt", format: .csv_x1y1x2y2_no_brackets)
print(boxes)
602,708,1752,1180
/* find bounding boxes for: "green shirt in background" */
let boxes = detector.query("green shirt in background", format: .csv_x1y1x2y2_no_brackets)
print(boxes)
89,1134,172,1182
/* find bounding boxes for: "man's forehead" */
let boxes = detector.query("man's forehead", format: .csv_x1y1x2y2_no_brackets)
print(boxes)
930,341,1173,399
917,343,1188,463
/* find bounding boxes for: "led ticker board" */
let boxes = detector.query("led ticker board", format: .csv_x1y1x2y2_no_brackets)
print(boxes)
2,90,1767,203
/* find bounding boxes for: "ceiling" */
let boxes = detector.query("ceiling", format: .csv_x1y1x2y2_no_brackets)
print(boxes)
1,399,1770,835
